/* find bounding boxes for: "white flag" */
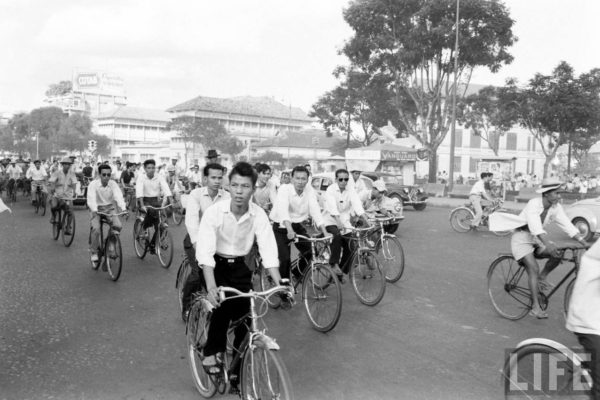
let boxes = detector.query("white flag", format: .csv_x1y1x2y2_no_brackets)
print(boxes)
0,198,12,214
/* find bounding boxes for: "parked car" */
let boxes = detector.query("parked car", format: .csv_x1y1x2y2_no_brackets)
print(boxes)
565,197,600,241
361,172,428,211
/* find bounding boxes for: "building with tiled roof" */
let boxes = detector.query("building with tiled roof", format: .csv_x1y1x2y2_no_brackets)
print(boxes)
96,106,173,147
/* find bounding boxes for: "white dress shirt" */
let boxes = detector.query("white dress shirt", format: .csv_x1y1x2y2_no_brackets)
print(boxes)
87,179,126,213
185,187,230,244
196,200,279,269
135,173,172,199
470,180,486,196
26,166,48,181
6,165,22,180
566,239,600,336
322,183,365,228
270,184,324,227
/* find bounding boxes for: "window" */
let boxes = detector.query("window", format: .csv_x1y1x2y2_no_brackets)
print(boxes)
469,157,478,173
140,153,155,160
506,132,517,151
453,156,462,172
455,129,463,147
470,133,481,148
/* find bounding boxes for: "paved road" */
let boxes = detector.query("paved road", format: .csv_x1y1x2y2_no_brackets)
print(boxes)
0,202,581,400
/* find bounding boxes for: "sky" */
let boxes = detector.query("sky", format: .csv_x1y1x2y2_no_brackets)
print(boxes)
1,0,599,114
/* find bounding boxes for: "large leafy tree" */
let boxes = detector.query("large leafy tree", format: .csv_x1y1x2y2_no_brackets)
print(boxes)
57,114,94,153
341,0,516,182
457,85,517,155
505,63,600,177
45,80,72,97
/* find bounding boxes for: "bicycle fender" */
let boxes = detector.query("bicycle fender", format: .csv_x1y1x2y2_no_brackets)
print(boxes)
252,333,280,350
513,338,591,371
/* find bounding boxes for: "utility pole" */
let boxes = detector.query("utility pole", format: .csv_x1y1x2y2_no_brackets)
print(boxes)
448,0,460,192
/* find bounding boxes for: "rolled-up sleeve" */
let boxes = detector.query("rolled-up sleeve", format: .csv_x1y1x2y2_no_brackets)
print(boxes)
87,181,98,212
554,204,580,238
185,193,201,245
350,189,366,216
255,211,279,269
196,207,218,268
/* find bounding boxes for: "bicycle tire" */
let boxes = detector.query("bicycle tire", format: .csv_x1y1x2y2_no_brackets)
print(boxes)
349,250,386,306
186,301,217,398
34,191,40,214
487,255,531,320
258,264,281,309
302,263,342,333
176,259,191,314
61,211,76,247
240,348,294,400
563,277,576,319
376,235,405,283
133,219,148,259
503,344,592,399
40,193,47,216
89,227,101,270
52,210,61,240
106,234,123,281
157,228,174,268
172,207,184,225
450,207,474,233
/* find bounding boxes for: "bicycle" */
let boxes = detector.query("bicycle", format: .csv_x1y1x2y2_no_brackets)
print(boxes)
133,204,174,268
487,240,588,320
33,183,47,216
51,196,76,247
176,252,193,318
341,225,387,306
123,185,137,217
89,211,128,281
6,178,17,204
186,285,294,399
170,195,184,225
502,337,593,399
449,198,511,236
368,215,406,283
257,234,343,333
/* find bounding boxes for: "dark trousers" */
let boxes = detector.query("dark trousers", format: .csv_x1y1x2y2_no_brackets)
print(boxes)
273,223,311,279
326,225,351,273
576,332,600,400
204,256,252,359
141,197,161,246
181,233,205,314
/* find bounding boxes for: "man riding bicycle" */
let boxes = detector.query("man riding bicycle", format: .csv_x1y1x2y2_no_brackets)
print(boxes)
181,163,230,320
136,159,172,254
6,160,23,197
470,172,495,228
26,160,48,203
48,157,78,233
87,164,127,265
490,177,587,318
195,162,283,392
361,180,403,233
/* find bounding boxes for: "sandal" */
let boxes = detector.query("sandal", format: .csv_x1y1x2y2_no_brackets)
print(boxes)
529,309,548,319
202,355,222,375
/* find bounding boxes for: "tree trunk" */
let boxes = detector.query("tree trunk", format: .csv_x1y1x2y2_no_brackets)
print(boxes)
567,140,572,174
428,147,437,183
543,155,553,178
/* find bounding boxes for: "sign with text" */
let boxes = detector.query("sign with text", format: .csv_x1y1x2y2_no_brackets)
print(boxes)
381,149,417,162
73,70,125,96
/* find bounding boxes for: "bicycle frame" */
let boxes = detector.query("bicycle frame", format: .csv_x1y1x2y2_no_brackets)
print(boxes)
289,235,333,290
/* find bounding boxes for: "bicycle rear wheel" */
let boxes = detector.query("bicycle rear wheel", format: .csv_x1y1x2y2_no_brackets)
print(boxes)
377,235,405,283
503,344,593,399
34,191,40,214
105,234,123,281
350,250,386,306
133,219,148,259
450,208,473,233
52,210,61,240
302,263,342,333
487,255,531,320
241,348,294,400
157,228,174,268
176,259,192,314
61,211,76,247
186,301,216,398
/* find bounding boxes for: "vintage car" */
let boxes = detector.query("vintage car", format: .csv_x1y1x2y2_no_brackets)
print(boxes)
565,196,600,241
361,172,428,211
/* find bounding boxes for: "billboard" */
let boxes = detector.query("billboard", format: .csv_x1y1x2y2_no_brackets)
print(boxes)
72,70,125,96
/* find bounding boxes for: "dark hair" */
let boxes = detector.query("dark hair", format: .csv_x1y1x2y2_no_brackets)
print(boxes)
304,163,311,168
255,163,271,174
229,162,257,186
480,172,487,179
335,168,349,179
143,159,156,167
203,163,225,177
98,164,112,175
291,165,309,177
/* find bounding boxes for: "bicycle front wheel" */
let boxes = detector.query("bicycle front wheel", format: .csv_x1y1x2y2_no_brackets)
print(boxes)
40,193,47,216
186,301,216,398
133,219,148,259
157,228,174,268
503,344,593,399
52,211,61,240
377,235,405,283
487,255,531,320
34,192,40,214
302,263,342,333
449,208,473,233
563,277,576,319
350,251,386,306
241,348,294,400
105,234,123,281
62,211,76,247
176,259,191,314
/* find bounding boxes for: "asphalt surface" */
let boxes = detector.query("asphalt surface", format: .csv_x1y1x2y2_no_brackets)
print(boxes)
0,201,582,400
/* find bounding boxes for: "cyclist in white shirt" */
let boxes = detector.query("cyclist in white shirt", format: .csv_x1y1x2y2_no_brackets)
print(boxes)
26,160,48,201
469,172,494,227
6,161,23,195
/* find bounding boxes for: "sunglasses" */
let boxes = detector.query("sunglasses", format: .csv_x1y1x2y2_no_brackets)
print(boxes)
338,178,349,182
101,173,111,177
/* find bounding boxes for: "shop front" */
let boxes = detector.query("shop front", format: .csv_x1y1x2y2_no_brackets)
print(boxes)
345,143,418,185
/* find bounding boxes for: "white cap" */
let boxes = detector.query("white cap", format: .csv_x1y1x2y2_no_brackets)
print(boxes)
373,180,387,192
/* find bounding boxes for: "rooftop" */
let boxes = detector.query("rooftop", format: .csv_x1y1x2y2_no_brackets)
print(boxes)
167,95,312,122
255,129,341,149
97,106,172,122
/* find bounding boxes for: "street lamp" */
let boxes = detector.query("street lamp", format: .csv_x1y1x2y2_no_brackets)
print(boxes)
448,0,460,192
36,131,39,160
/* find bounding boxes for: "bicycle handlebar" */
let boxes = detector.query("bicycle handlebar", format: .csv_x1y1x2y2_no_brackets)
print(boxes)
54,196,75,201
294,234,333,243
97,211,129,217
145,204,171,210
217,285,293,303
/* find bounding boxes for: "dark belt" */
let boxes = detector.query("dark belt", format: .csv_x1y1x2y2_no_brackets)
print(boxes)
214,254,245,264
516,225,530,232
143,196,159,202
